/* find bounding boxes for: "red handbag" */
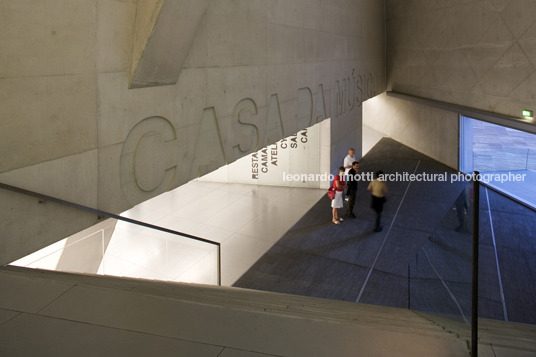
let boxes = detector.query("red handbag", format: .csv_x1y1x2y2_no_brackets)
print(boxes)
327,180,336,200
327,187,335,200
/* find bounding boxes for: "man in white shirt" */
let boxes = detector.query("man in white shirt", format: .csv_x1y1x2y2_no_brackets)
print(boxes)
343,148,356,176
343,148,356,199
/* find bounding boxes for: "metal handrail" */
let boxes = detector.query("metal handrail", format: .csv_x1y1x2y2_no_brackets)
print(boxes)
0,182,222,286
472,172,480,357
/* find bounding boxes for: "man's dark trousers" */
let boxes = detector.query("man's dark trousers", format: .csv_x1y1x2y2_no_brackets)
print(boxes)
371,195,384,231
346,167,358,217
346,188,356,217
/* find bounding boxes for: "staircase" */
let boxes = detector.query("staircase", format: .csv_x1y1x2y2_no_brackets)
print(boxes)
1,266,534,356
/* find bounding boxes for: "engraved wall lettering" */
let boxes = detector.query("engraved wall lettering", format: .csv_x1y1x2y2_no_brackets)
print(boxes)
232,98,259,161
367,73,373,99
297,87,313,129
264,94,285,147
312,84,327,125
120,116,177,205
191,107,227,178
356,74,363,108
334,80,342,117
119,72,381,204
347,72,356,112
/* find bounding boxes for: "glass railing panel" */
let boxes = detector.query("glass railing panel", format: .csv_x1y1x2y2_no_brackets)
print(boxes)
11,218,117,274
478,185,536,325
98,219,219,284
472,148,536,209
528,149,536,171
2,184,220,285
408,182,473,325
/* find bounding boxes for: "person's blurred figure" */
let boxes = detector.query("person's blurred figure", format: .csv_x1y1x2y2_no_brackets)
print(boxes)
455,187,468,232
368,170,388,232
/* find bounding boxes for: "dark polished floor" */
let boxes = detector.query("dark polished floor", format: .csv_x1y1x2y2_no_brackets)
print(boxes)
234,138,465,305
234,138,536,326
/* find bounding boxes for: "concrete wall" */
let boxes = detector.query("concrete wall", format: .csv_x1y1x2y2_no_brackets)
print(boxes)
365,0,536,168
0,0,386,264
364,93,459,168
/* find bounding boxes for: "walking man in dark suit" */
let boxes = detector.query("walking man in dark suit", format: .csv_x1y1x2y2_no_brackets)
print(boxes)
346,161,359,218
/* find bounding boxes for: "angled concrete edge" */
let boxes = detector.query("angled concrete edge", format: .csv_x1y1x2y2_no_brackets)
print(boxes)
129,0,210,89
386,91,536,135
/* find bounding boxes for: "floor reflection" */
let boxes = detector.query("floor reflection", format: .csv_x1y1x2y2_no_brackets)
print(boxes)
12,181,325,286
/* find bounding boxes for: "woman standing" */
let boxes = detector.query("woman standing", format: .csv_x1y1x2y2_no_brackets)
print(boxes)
331,166,346,224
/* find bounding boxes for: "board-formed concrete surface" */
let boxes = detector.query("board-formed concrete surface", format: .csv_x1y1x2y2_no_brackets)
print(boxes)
0,0,386,265
365,0,536,178
129,0,211,88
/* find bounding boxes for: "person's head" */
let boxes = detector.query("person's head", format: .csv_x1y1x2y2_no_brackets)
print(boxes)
338,166,345,174
374,170,384,179
352,161,359,170
348,148,355,157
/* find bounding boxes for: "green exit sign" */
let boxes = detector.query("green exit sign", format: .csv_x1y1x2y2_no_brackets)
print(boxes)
522,110,533,118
